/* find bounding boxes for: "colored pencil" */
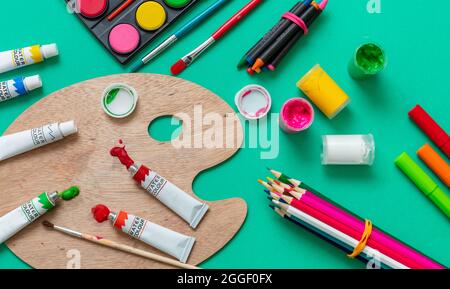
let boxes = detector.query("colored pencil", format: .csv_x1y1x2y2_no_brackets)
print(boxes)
42,221,199,269
130,0,228,72
108,0,136,21
267,30,302,71
251,0,328,72
264,169,445,269
237,0,312,69
171,0,262,75
270,201,408,269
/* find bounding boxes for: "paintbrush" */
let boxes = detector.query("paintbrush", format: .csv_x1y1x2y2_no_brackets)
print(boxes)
42,220,199,269
170,0,262,75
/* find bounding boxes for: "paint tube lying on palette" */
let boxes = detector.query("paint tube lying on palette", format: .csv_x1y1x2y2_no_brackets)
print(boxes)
0,44,58,74
0,187,79,244
92,204,195,263
110,142,209,229
0,120,78,162
0,75,42,103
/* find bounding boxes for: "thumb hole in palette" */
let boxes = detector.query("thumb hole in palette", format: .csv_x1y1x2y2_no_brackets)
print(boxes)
148,115,183,142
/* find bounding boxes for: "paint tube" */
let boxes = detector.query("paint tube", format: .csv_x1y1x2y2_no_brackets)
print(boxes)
110,145,209,228
0,120,78,162
130,164,209,229
92,205,196,263
0,75,42,103
0,44,59,74
0,187,80,244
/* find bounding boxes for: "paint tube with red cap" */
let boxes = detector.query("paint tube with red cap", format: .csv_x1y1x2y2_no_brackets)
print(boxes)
129,164,209,229
92,205,196,263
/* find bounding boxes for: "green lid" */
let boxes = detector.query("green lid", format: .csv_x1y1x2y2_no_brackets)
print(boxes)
395,152,437,196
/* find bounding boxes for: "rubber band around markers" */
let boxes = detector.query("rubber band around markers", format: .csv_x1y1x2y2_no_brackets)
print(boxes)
282,12,309,35
348,219,373,258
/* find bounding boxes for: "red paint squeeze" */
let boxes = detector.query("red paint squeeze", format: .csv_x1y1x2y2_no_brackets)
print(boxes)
92,204,110,223
110,140,135,169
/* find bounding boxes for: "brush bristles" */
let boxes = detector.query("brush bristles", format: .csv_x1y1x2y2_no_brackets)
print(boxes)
170,60,187,75
42,220,54,228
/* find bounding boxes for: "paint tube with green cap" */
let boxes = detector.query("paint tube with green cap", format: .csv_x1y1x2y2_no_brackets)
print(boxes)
395,152,450,218
0,186,80,243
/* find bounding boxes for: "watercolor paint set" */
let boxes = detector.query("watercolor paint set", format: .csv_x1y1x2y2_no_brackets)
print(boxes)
68,0,198,64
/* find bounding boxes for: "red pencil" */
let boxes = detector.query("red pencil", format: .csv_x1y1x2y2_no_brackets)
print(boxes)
171,0,262,75
108,0,135,21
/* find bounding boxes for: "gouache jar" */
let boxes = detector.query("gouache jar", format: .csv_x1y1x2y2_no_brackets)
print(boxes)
321,134,375,165
279,98,314,133
348,43,387,80
297,65,350,119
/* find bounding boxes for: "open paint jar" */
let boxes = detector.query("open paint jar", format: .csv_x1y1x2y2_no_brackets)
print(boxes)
348,43,387,79
279,98,315,133
235,85,272,120
102,83,138,118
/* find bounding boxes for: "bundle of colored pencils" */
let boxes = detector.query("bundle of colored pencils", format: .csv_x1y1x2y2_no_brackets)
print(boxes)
238,0,327,74
260,169,445,269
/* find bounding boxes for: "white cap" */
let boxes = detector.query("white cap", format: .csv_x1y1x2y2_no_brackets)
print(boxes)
41,44,59,59
59,120,78,137
23,75,42,91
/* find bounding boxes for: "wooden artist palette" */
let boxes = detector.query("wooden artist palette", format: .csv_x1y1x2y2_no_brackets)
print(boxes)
0,74,247,268
67,0,198,63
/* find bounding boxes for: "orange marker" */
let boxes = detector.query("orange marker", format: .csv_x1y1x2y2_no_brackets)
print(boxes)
417,144,450,187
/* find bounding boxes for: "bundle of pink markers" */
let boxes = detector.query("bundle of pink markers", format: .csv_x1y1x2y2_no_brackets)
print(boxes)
261,168,445,269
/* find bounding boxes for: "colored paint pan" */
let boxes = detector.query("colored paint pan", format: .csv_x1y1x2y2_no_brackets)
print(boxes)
67,0,198,64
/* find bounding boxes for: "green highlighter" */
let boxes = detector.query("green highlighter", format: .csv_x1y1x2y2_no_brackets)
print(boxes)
395,152,450,218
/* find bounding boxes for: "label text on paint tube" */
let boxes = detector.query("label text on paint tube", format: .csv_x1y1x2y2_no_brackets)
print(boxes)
31,126,48,146
140,169,209,229
128,216,147,239
21,200,41,223
12,49,26,67
145,174,167,198
0,81,10,101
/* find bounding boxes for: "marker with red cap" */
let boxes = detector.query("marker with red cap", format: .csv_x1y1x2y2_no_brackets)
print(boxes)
409,105,450,158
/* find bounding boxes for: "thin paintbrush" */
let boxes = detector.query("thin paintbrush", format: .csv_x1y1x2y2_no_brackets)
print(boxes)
130,0,228,72
42,220,199,269
170,0,262,75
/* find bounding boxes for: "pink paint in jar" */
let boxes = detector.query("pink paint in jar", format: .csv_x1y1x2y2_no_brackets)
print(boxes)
279,98,315,133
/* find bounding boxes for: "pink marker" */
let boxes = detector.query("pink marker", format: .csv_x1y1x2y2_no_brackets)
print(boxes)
279,98,314,133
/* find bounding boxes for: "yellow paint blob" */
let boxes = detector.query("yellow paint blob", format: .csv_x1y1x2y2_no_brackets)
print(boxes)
297,64,350,119
136,1,167,31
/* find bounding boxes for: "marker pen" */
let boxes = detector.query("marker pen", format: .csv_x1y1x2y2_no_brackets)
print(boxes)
395,152,450,218
0,187,80,244
0,44,58,74
0,75,42,103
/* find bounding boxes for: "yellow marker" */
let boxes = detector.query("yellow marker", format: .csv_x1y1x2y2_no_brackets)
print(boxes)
297,64,350,119
136,1,167,31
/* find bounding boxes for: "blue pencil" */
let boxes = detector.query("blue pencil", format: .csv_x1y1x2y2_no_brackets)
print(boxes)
130,0,228,72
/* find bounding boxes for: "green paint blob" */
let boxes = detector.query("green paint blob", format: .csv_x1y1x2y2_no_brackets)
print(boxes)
38,193,55,210
59,186,80,201
355,43,385,73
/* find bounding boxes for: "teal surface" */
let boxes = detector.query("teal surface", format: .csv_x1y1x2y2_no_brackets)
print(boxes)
0,0,449,269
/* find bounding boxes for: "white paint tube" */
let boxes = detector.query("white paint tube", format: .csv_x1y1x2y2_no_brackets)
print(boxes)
94,206,196,263
0,44,58,74
0,75,42,103
0,187,80,244
129,164,209,229
0,120,78,162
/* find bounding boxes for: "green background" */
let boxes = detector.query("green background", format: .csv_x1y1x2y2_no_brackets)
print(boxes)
0,0,449,269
